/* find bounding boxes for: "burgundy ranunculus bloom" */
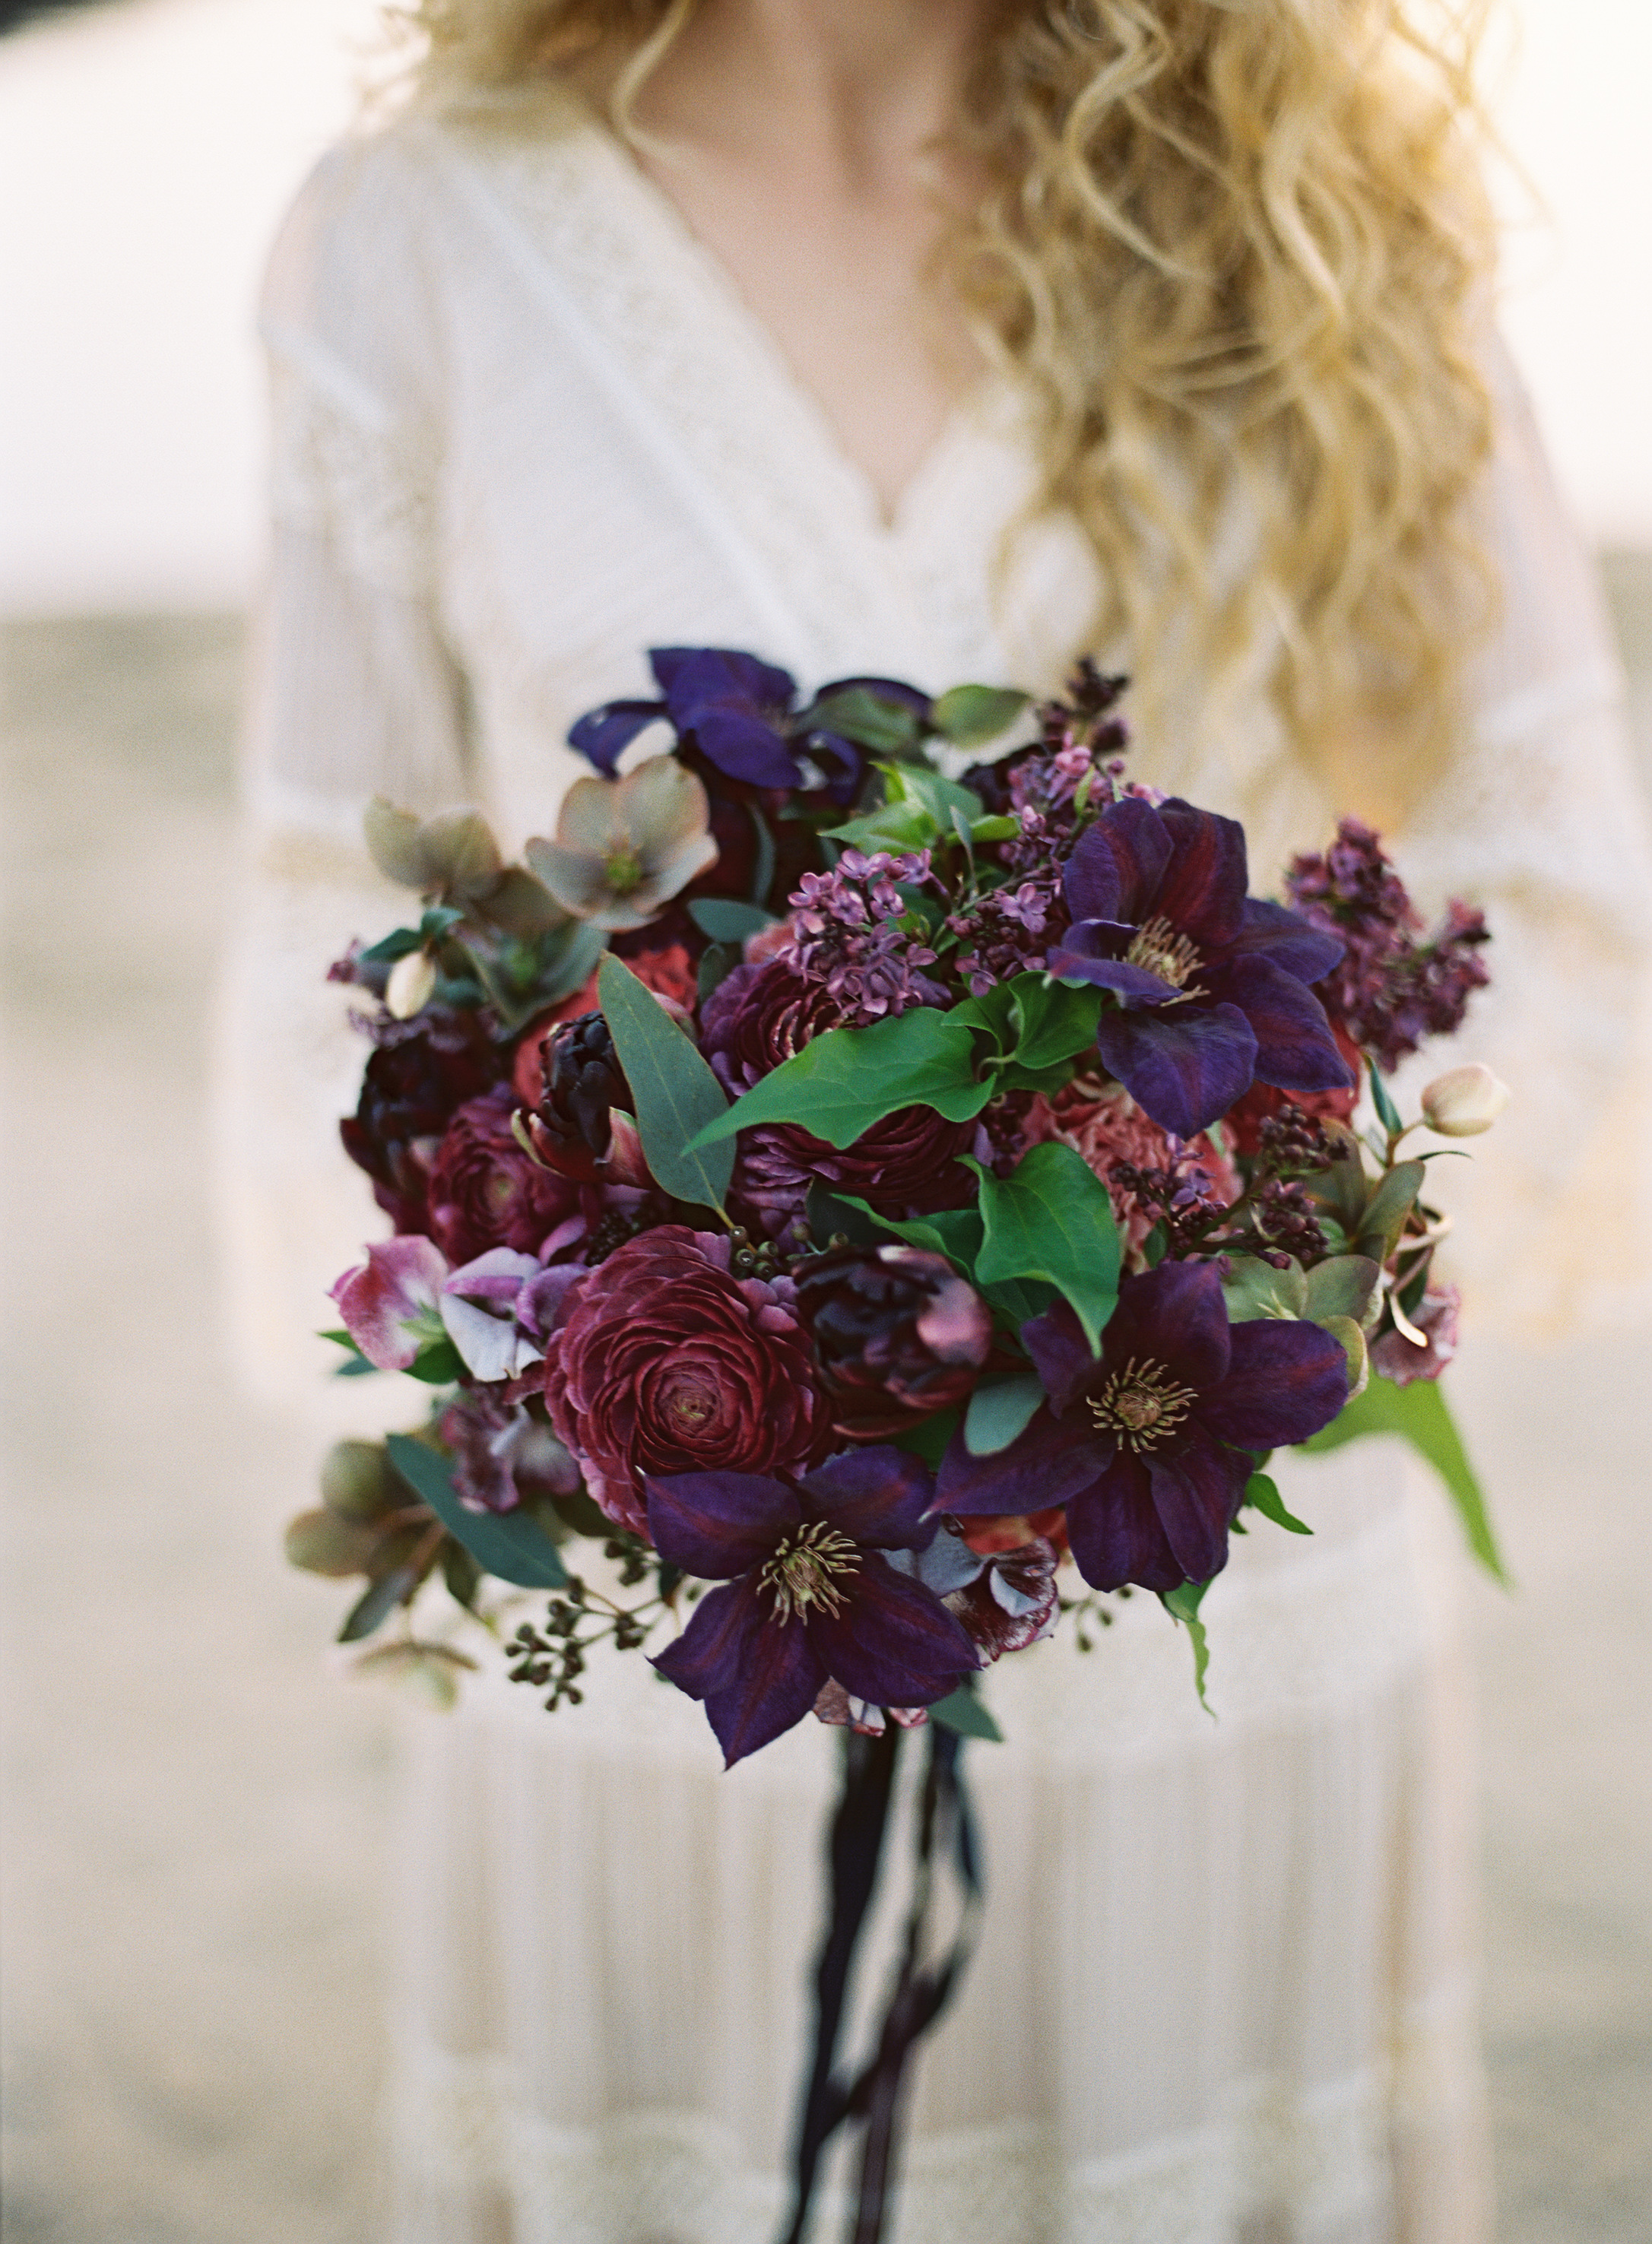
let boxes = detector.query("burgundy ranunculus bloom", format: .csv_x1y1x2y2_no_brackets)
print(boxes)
426,1086,584,1263
541,1226,828,1532
648,1447,977,1766
734,1107,987,1242
792,1245,993,1436
1048,797,1352,1139
937,1261,1349,1593
341,1006,509,1231
700,957,846,1095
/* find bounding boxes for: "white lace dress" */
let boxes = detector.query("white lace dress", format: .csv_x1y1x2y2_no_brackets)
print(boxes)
222,87,1652,2244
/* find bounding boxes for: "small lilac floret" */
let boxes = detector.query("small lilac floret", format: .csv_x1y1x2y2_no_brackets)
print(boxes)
647,1448,977,1767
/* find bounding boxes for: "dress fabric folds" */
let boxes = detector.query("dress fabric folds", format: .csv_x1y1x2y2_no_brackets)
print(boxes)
224,86,1652,2244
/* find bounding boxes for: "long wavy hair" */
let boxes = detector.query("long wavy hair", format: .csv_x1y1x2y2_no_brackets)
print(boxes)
395,0,1498,800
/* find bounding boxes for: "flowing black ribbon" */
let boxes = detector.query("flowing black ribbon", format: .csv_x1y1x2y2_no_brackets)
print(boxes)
776,1723,984,2244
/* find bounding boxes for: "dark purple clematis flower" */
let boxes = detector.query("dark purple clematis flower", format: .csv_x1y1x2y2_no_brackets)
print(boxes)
568,648,857,800
1047,797,1353,1137
648,1447,978,1767
936,1261,1349,1594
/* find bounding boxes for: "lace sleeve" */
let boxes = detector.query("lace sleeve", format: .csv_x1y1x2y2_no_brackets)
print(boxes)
1387,337,1652,1336
217,140,475,1418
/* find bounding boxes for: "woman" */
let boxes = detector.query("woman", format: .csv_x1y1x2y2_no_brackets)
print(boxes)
223,2,1652,2237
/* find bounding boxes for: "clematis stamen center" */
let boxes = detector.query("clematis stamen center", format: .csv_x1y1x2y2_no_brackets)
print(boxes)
1089,1355,1199,1451
1125,915,1205,1000
759,1520,861,1624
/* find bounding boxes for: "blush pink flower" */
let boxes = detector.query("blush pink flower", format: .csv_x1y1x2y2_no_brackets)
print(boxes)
329,1236,449,1370
1021,1073,1239,1269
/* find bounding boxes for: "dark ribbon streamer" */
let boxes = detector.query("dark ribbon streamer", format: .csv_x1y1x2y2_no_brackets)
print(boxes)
775,1724,984,2244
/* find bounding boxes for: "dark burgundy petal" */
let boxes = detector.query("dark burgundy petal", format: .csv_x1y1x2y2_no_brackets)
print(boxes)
1064,1453,1187,1591
1048,921,1182,1005
1104,1263,1231,1392
1063,797,1173,925
1093,1000,1259,1138
566,699,667,775
1222,955,1356,1094
701,1612,827,1767
645,1471,801,1580
1229,897,1346,984
1146,1424,1245,1584
807,1555,976,1708
937,1406,1113,1516
797,1446,937,1551
1153,800,1249,948
652,1577,767,1703
1021,1298,1099,1415
1201,1317,1350,1448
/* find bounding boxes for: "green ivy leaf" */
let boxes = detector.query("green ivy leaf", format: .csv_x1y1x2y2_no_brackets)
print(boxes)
404,1337,465,1386
806,686,924,756
385,1434,569,1590
889,1406,961,1468
969,815,1020,844
967,1142,1122,1352
962,1375,1046,1456
927,1681,1004,1741
822,800,937,853
599,954,734,1213
687,898,776,944
1243,1471,1312,1536
1302,1374,1507,1582
931,684,1030,747
687,1007,991,1152
829,1193,986,1273
1008,976,1103,1072
884,764,986,830
1161,1579,1215,1712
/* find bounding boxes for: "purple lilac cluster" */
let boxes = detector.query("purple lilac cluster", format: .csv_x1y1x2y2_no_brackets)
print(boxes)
784,847,950,1024
1286,819,1491,1073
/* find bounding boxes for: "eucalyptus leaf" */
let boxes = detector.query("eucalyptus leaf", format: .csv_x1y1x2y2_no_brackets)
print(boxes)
688,898,777,944
963,1375,1046,1456
1302,1375,1508,1583
748,805,776,908
599,954,734,1213
1160,1579,1215,1713
1367,1060,1404,1138
338,1567,417,1643
931,684,1030,747
385,1434,569,1590
1243,1472,1311,1536
968,1143,1122,1352
686,1007,990,1152
927,1683,1004,1742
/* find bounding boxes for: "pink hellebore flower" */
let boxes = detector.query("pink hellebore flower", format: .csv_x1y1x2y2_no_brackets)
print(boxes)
331,1237,450,1371
524,757,718,933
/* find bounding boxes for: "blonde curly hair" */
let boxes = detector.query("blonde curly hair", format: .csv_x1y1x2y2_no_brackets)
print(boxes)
397,0,1498,799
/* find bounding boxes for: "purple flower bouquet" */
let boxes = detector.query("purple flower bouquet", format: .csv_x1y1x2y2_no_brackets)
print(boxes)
290,653,1507,2239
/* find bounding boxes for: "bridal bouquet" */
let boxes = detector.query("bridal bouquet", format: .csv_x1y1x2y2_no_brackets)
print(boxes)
289,650,1505,2235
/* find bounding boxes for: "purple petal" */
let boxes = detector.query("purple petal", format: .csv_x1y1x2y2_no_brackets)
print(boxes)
690,709,806,790
1153,800,1248,948
937,1406,1112,1516
444,1247,542,1306
1222,955,1355,1094
1048,921,1182,1005
1230,897,1346,984
651,1577,764,1701
1064,1453,1186,1591
568,699,666,776
701,1614,826,1766
1200,1317,1350,1448
1062,797,1172,925
1021,1298,1099,1415
1146,1425,1244,1583
807,1555,976,1708
330,1235,449,1369
1103,1263,1231,1393
516,1263,587,1343
797,1446,937,1551
645,1471,801,1580
651,646,797,716
1093,1000,1258,1138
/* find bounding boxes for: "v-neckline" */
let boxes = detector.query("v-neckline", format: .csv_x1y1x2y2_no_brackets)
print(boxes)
540,78,991,543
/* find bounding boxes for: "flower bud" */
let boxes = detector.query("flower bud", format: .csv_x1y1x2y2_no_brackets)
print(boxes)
1420,1062,1509,1136
385,947,438,1019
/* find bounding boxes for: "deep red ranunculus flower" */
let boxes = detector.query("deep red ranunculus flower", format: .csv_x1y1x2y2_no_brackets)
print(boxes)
732,1106,987,1241
699,956,846,1095
341,1005,509,1232
426,1086,583,1264
541,1225,829,1533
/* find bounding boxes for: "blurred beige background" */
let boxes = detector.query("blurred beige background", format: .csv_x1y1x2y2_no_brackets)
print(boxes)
2,2,1650,2240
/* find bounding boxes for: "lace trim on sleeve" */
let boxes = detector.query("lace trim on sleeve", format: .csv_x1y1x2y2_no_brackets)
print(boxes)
263,318,439,604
